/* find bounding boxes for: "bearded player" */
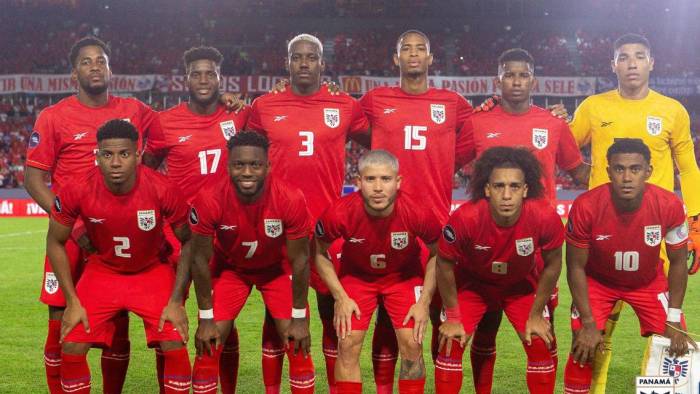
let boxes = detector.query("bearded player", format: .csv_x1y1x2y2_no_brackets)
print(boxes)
46,120,193,393
142,46,249,393
188,131,314,393
314,150,441,394
25,36,162,393
563,138,696,393
246,33,370,393
455,48,589,392
568,33,700,393
436,147,563,394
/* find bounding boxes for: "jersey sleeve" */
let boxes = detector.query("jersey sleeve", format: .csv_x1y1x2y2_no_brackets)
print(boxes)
189,192,219,237
569,98,593,147
160,181,189,229
26,109,59,171
438,210,468,261
454,94,473,130
454,118,476,169
664,194,690,249
538,202,566,250
246,99,265,134
348,97,370,136
556,122,584,171
144,112,169,158
314,203,344,244
138,101,162,141
235,105,251,128
283,188,312,240
50,188,80,227
669,106,700,217
358,91,374,121
415,206,442,245
565,197,592,249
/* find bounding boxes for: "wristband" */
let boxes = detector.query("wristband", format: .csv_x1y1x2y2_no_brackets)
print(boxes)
292,308,307,319
667,308,682,323
444,306,462,323
199,309,214,319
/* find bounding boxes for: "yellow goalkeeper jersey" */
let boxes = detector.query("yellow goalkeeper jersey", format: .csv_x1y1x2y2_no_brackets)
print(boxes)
570,89,700,216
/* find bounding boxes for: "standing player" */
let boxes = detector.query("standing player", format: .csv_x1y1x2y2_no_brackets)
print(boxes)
142,46,249,393
24,36,161,393
314,150,441,394
568,33,700,393
563,139,695,393
188,131,314,394
435,147,563,394
455,48,589,393
46,120,192,393
246,33,370,393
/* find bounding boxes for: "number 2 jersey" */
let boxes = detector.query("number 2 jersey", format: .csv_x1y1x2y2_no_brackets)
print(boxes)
566,183,688,289
50,166,189,273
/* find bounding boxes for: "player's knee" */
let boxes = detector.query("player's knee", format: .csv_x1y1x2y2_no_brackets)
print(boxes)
62,341,90,355
337,336,362,365
398,340,422,362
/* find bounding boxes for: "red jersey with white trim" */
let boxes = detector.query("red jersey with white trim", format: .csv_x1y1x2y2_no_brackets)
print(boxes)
247,87,369,219
26,95,160,192
439,198,564,292
50,166,188,274
456,105,583,203
566,183,688,289
315,191,441,279
189,176,312,271
360,86,472,223
145,103,250,202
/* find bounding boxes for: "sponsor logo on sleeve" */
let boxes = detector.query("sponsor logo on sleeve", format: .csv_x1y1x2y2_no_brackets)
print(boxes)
442,225,456,243
53,196,62,212
315,220,325,237
29,131,40,148
189,207,199,225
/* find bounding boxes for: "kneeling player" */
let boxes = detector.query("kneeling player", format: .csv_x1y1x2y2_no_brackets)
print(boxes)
564,139,696,393
189,131,315,393
46,120,192,393
314,150,441,394
435,147,563,394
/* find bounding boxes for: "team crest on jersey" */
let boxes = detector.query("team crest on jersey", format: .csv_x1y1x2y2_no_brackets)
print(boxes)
532,128,548,150
662,357,689,384
220,120,237,140
646,116,662,136
44,272,59,295
137,210,156,231
644,224,662,246
324,108,340,128
515,237,534,256
29,131,40,148
391,232,409,250
264,219,283,238
430,104,446,124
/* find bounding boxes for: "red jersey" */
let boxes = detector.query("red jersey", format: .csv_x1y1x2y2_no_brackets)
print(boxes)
456,105,583,203
51,166,188,274
438,198,564,293
247,87,369,219
566,183,688,289
360,87,472,223
315,191,441,279
145,103,250,202
189,176,312,272
26,95,160,192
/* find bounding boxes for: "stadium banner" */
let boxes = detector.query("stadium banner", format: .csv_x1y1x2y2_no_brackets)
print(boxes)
0,74,159,94
597,76,700,96
339,75,597,96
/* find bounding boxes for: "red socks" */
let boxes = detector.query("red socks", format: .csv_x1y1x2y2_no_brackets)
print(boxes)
101,313,130,394
434,339,466,394
470,329,497,394
398,378,426,393
371,320,398,394
44,320,63,394
287,342,315,393
61,352,91,393
220,327,240,393
321,317,338,393
523,337,556,394
162,347,192,394
192,347,221,394
336,381,362,394
563,355,592,394
261,317,285,393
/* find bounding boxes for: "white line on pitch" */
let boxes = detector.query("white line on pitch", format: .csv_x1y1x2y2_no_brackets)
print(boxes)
0,230,45,238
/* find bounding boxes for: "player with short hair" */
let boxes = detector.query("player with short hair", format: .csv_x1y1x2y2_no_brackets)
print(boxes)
246,33,370,393
455,47,589,393
142,46,249,393
25,36,162,393
563,138,696,393
189,131,315,394
314,149,441,394
435,146,563,394
568,33,700,393
46,119,193,393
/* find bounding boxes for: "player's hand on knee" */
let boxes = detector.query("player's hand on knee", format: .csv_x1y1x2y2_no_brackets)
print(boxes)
572,323,602,365
220,92,245,113
546,103,569,120
665,322,695,358
287,317,311,358
270,79,290,94
524,314,553,348
159,301,189,343
438,322,467,357
195,319,220,357
403,302,429,344
333,296,360,339
61,302,89,343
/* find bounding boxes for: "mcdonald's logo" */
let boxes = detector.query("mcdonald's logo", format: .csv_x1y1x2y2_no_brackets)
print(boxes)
341,76,363,94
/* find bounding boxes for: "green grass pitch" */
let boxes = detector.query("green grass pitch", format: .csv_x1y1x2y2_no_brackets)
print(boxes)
1,217,698,393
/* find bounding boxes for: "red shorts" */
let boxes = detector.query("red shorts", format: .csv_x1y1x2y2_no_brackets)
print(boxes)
40,237,84,307
570,272,670,336
310,238,343,295
213,268,292,321
64,263,180,347
457,289,548,334
341,274,423,331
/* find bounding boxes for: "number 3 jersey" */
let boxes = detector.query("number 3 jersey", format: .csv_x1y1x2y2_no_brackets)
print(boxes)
438,198,564,293
247,87,369,219
50,166,189,273
189,175,312,271
315,191,441,280
566,183,688,289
